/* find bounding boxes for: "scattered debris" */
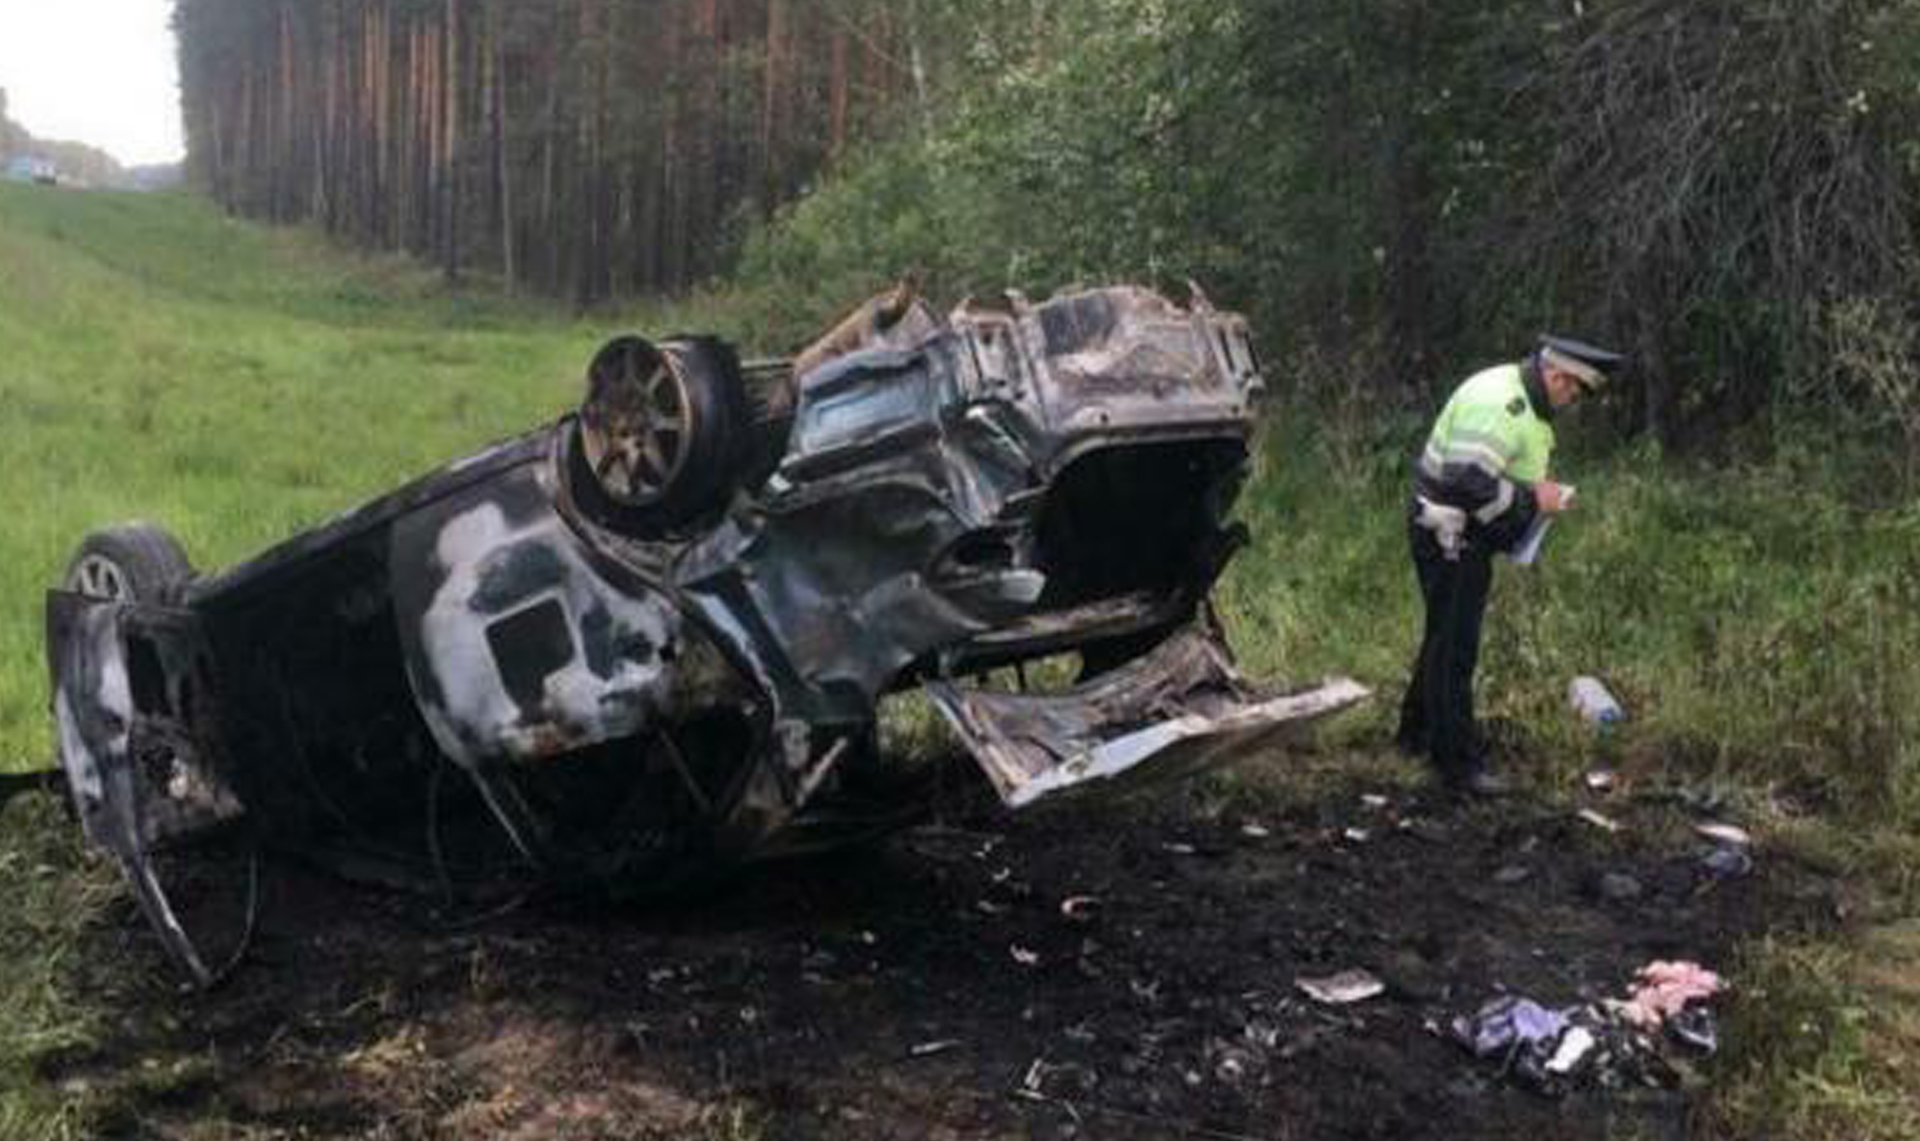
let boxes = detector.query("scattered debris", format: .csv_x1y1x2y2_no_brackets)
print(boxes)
909,1039,963,1059
1493,864,1532,886
1545,1026,1597,1075
1691,822,1754,882
1361,794,1391,810
1243,1020,1282,1050
1585,770,1617,793
1210,1040,1259,1084
1614,961,1724,1030
1019,1057,1048,1094
1453,960,1727,1093
1010,945,1040,967
1568,676,1626,726
1452,996,1569,1061
1059,896,1100,921
1017,1057,1096,1101
1668,1007,1719,1054
1239,823,1271,839
1296,969,1386,1005
30,652,1820,1141
1695,822,1752,847
1700,846,1753,879
1577,809,1623,834
1598,872,1643,902
1341,827,1371,844
1163,842,1198,856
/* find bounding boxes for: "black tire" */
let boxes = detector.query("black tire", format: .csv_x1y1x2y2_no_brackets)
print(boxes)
62,523,196,606
573,335,751,533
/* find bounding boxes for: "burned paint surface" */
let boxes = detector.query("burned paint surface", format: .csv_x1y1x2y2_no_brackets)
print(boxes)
45,283,1364,983
398,488,687,767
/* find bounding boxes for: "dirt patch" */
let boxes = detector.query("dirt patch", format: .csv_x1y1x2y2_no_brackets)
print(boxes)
45,763,1835,1140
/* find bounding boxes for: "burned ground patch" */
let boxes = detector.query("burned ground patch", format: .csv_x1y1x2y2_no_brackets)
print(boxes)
39,764,1835,1141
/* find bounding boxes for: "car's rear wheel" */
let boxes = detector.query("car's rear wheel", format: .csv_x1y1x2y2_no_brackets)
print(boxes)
575,336,750,531
63,523,195,605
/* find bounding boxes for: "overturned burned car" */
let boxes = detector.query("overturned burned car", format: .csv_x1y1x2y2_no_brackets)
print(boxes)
47,283,1365,982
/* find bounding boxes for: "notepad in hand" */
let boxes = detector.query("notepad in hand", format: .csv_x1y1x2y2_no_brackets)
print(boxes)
1510,516,1552,565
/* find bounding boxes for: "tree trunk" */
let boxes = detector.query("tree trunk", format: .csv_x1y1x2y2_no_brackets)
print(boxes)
487,0,515,292
829,28,849,160
762,0,784,204
444,0,462,282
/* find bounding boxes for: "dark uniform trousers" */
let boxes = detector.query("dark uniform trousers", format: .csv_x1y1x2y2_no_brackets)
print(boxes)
1397,513,1492,781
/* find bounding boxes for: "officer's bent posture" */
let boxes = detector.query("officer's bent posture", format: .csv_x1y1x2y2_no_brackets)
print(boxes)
1398,335,1624,795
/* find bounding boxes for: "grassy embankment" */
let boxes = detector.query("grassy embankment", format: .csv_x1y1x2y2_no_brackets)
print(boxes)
0,184,1917,1138
0,183,720,1138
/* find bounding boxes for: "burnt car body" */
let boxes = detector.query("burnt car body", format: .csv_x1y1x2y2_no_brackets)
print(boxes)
46,283,1366,983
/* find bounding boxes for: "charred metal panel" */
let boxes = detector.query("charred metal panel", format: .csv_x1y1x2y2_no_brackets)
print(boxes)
46,591,242,984
926,627,1369,808
678,344,1038,734
785,346,958,473
946,286,1263,465
47,593,239,850
390,459,701,768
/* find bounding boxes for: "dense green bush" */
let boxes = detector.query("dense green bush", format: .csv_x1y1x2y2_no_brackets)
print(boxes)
733,0,1920,460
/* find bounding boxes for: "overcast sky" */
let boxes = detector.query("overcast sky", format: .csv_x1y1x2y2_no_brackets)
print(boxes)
0,0,183,166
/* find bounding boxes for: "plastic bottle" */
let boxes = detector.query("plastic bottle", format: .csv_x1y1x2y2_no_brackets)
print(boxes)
1568,676,1625,727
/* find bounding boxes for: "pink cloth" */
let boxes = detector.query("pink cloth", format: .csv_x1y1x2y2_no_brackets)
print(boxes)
1616,960,1724,1029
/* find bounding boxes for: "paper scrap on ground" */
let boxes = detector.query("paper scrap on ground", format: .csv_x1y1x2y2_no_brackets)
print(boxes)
1695,822,1752,847
1295,969,1386,1005
1546,1026,1598,1074
1577,809,1622,833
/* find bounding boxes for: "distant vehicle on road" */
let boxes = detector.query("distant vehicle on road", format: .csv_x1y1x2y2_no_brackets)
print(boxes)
5,156,58,185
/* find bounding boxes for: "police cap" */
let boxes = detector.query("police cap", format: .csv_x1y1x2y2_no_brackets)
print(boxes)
1538,335,1626,391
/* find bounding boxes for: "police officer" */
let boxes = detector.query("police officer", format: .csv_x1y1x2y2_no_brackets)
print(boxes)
1397,335,1624,795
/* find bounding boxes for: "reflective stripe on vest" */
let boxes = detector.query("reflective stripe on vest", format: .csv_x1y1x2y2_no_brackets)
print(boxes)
1424,364,1554,486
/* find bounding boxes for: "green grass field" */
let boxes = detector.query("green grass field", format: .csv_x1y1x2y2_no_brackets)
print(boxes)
1,183,1917,1138
0,184,748,770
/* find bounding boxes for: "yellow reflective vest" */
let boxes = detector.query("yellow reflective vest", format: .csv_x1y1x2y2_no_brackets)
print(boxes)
1414,362,1552,544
